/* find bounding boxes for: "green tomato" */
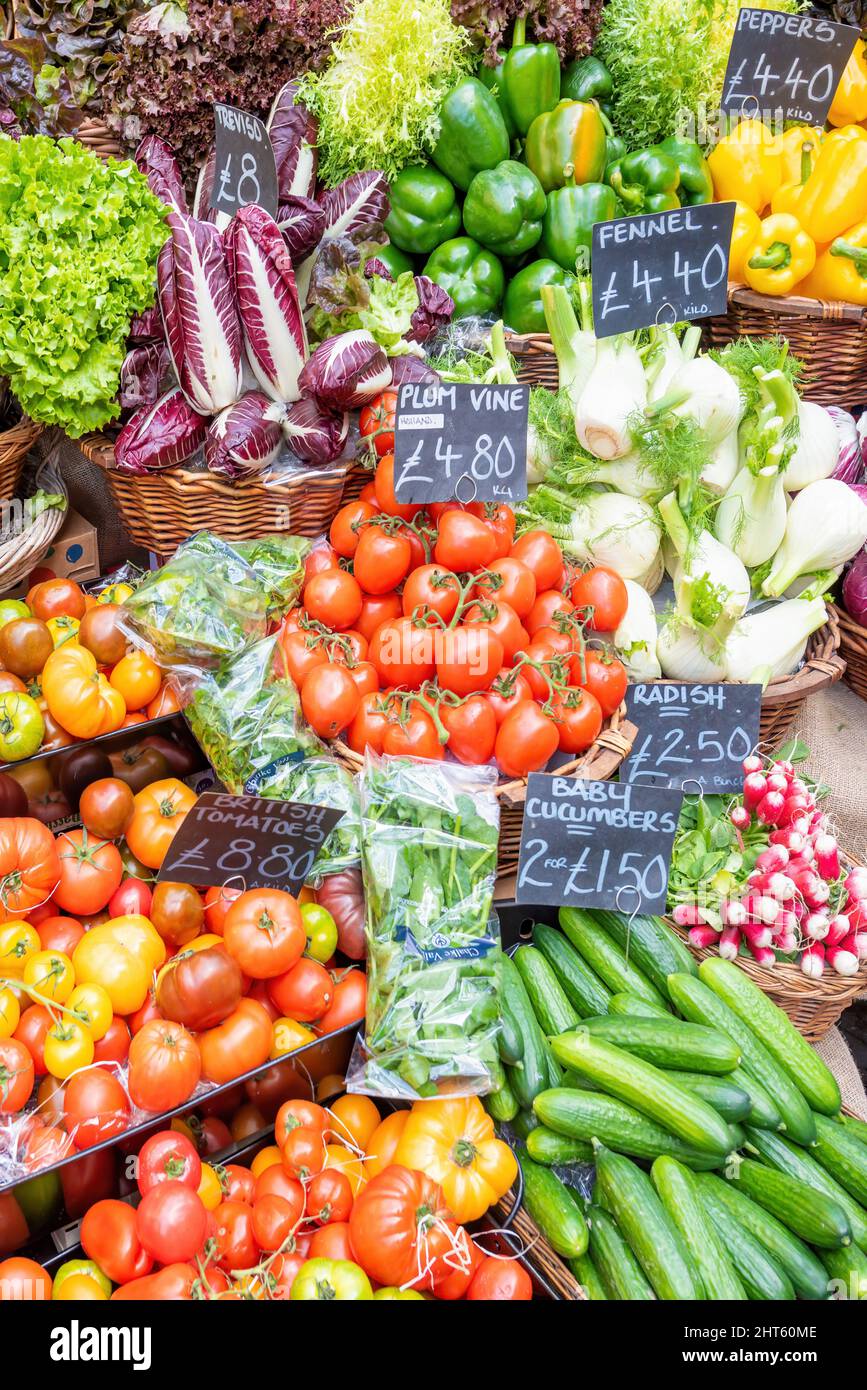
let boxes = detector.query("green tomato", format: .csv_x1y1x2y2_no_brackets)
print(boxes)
290,1257,373,1301
12,1169,62,1234
300,903,339,964
53,1258,113,1299
0,599,30,630
0,690,44,761
373,1286,426,1300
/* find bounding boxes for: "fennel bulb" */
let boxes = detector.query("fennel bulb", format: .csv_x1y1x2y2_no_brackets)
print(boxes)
763,478,867,597
647,325,689,402
715,465,788,568
666,356,742,447
636,547,664,594
564,491,661,580
575,337,647,460
657,615,730,681
783,400,839,491
540,283,596,418
724,597,828,683
702,430,739,495
614,580,662,678
584,450,667,499
659,492,750,641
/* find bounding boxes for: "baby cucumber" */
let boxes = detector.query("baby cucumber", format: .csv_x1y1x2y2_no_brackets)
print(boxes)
697,1171,829,1301
588,1206,655,1301
514,945,580,1036
532,922,611,1017
595,1146,703,1300
651,1156,746,1300
517,1148,588,1258
559,908,668,1010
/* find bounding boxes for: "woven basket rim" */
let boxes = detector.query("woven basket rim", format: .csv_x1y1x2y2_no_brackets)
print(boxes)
725,284,867,324
668,914,866,1003
832,599,867,643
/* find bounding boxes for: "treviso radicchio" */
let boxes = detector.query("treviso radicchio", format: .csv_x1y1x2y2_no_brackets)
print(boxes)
205,392,283,479
119,342,171,416
282,397,349,463
114,388,207,475
843,548,867,626
267,81,318,201
389,355,441,389
319,171,389,241
225,204,308,405
299,330,390,411
408,276,454,345
277,195,326,263
135,135,188,215
158,212,243,415
128,305,164,343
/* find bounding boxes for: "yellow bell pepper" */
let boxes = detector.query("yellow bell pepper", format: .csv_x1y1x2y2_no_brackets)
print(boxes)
779,126,823,182
798,221,867,305
394,1096,518,1222
707,118,782,214
771,137,818,217
829,40,867,127
795,132,867,243
825,123,867,146
728,201,762,282
744,213,816,296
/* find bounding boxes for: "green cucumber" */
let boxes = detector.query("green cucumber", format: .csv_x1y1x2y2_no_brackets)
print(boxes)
697,1171,829,1300
484,1068,519,1123
532,922,611,1017
666,1071,752,1123
550,1031,734,1157
667,972,815,1146
501,954,548,1109
607,992,670,1019
577,1015,740,1074
587,1206,656,1300
533,1088,725,1170
517,1148,588,1258
559,907,668,1010
527,1125,593,1165
813,1113,867,1207
694,1177,796,1300
729,1066,783,1132
592,907,698,995
699,958,841,1116
651,1156,746,1300
745,1126,867,1250
728,1156,851,1248
568,1251,608,1300
497,994,524,1065
821,1243,867,1300
840,1114,867,1147
511,1108,540,1141
514,945,580,1036
595,1146,704,1300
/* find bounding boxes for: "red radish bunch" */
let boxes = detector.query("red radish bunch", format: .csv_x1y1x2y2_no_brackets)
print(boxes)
672,754,864,979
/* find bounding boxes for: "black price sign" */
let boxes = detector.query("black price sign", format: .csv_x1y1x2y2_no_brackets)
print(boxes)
157,791,343,895
624,682,762,791
515,776,683,914
392,381,529,505
210,103,279,218
720,9,857,125
591,203,735,338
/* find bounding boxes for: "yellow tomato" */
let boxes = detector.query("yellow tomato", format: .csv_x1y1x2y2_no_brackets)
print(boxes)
364,1110,409,1179
197,1163,223,1211
44,1018,94,1079
98,582,134,605
71,917,164,1016
0,921,41,978
52,1274,108,1301
171,1117,197,1145
251,1146,283,1179
270,1017,315,1060
323,1143,366,1196
109,651,162,711
45,615,80,650
67,982,112,1041
23,949,74,1003
0,987,20,1038
328,1094,381,1153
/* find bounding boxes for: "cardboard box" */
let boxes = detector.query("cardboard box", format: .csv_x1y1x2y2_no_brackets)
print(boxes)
2,508,100,600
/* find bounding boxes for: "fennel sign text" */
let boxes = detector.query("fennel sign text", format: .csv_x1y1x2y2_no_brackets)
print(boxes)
211,103,279,218
591,203,736,337
393,381,529,504
624,682,763,791
157,791,343,895
515,777,683,914
720,10,857,125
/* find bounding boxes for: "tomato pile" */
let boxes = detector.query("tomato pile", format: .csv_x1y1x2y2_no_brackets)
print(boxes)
0,1093,533,1301
0,802,366,1180
0,575,177,766
278,454,629,777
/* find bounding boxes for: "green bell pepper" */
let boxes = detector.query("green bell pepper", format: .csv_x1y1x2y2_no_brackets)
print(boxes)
477,52,516,140
503,259,576,334
463,159,546,258
605,133,627,167
540,179,620,272
659,135,714,206
524,99,608,193
385,164,461,255
501,17,560,138
561,55,614,119
424,236,505,317
606,147,681,214
370,242,415,279
432,77,510,192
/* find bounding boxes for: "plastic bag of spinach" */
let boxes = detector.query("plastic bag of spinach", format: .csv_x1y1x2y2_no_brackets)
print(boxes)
246,753,361,882
234,534,310,620
348,753,503,1100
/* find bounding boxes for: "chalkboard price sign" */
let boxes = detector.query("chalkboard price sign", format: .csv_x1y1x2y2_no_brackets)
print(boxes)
624,682,762,791
210,103,279,218
515,777,683,914
591,203,736,338
720,9,857,125
392,381,529,505
158,791,343,895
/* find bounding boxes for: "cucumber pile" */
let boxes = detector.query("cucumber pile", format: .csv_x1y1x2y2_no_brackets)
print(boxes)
485,907,867,1301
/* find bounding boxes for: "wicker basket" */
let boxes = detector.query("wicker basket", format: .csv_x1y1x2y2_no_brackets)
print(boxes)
506,332,559,389
335,711,637,881
0,440,68,591
0,415,42,502
78,433,355,558
74,118,126,162
832,602,867,704
703,287,867,408
492,1191,586,1300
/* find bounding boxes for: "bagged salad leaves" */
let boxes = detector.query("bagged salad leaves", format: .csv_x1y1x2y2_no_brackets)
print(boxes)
246,753,361,883
234,534,310,620
349,753,502,1100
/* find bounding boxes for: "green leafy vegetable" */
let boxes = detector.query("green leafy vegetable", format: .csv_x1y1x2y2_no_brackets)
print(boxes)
251,754,361,882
